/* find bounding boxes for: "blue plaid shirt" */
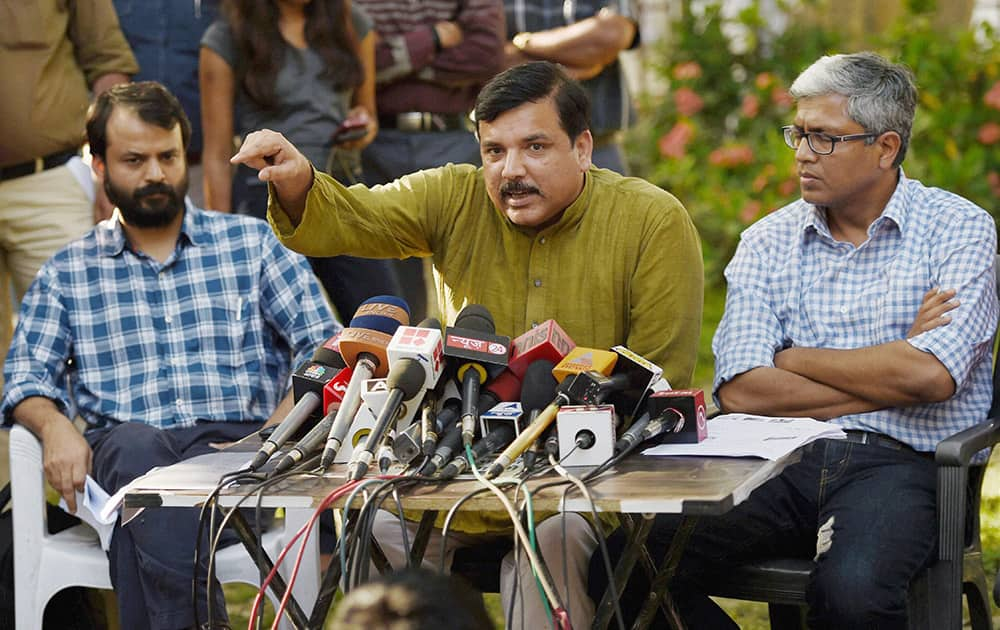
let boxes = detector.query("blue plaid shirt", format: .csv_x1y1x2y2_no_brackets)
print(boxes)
2,202,339,429
713,173,997,454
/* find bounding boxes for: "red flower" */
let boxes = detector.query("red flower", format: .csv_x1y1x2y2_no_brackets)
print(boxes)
755,72,775,90
673,61,702,81
658,121,694,159
778,178,798,197
674,87,705,117
985,81,1000,111
741,93,760,119
988,171,1000,198
977,122,1000,145
771,87,793,109
740,200,763,224
709,144,754,168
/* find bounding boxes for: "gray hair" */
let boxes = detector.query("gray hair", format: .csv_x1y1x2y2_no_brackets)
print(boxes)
790,52,917,167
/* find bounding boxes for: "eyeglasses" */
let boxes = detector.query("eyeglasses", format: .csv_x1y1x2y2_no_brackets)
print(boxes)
781,125,879,155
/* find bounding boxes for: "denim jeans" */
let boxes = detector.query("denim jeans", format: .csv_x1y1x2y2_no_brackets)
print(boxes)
589,438,938,629
87,421,263,630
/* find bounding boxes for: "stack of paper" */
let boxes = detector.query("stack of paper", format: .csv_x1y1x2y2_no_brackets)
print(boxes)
60,475,123,551
641,413,845,461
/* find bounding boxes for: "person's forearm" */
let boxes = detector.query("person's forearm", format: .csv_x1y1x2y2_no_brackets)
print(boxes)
718,367,882,420
91,72,130,97
775,341,955,407
202,157,232,212
12,396,74,440
515,13,635,70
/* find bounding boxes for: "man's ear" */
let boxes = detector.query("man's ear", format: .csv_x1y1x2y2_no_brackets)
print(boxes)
876,131,902,170
575,129,593,172
92,154,106,179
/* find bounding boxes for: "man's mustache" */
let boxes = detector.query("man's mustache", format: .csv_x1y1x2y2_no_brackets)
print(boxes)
134,182,177,201
500,181,540,198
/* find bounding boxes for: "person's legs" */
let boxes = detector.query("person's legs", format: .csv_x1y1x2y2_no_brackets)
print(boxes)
805,442,937,630
500,513,599,630
87,421,261,630
588,443,825,628
368,509,473,578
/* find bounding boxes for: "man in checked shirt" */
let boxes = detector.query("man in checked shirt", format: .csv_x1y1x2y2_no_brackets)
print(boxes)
1,82,338,630
592,52,998,629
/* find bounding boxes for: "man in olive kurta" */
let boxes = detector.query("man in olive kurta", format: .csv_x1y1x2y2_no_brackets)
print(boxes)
233,60,702,629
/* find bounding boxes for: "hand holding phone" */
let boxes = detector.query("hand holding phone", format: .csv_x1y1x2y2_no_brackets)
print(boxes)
331,118,369,145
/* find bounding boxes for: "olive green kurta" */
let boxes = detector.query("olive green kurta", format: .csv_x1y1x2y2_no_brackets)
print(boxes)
270,163,703,389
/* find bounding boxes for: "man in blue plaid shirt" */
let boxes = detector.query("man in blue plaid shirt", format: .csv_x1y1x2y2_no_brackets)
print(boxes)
1,82,338,630
592,52,997,628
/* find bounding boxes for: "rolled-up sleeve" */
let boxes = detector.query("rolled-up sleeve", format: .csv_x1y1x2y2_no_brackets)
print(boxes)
1,268,74,424
907,212,998,392
712,237,787,399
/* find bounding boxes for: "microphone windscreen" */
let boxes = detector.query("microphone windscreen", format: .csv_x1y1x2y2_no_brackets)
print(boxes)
312,333,347,369
454,304,495,334
418,317,442,331
348,296,410,334
520,360,557,415
486,369,522,403
387,359,428,400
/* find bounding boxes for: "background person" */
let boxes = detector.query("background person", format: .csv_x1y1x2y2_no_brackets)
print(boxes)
502,0,640,174
200,0,401,320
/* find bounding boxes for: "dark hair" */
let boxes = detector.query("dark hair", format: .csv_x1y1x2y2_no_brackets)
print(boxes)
330,569,493,630
475,61,590,141
222,0,362,111
87,81,192,160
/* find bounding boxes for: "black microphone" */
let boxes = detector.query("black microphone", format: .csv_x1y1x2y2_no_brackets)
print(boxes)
347,357,428,480
519,360,557,472
613,411,653,455
419,422,463,477
438,423,515,480
444,305,511,448
250,360,338,471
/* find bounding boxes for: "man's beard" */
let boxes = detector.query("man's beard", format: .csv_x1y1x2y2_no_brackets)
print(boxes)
105,171,188,228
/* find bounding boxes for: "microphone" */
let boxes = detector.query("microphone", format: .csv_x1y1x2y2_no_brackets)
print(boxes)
485,348,618,479
608,346,663,422
613,411,653,455
347,320,443,480
507,320,575,379
443,305,511,448
518,360,557,471
613,409,684,455
319,296,409,470
312,332,347,369
438,423,515,480
419,422,463,477
271,407,339,475
249,359,338,471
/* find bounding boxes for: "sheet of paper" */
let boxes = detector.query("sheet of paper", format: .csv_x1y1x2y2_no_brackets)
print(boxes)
59,475,118,551
641,413,845,460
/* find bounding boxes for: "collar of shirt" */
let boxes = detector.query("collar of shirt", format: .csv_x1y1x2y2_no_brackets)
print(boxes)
95,197,203,258
800,170,912,245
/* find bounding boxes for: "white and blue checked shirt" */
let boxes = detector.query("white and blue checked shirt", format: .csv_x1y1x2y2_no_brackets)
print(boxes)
2,202,339,430
713,173,997,454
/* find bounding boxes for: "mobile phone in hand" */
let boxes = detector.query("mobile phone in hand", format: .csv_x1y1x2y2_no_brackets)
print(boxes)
331,119,368,145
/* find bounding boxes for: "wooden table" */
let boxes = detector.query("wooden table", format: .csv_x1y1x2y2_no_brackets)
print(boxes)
123,435,800,629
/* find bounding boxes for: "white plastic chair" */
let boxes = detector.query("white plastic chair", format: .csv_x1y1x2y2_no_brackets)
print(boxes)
10,424,320,630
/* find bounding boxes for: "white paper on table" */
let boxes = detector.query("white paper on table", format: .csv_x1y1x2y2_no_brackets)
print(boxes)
641,413,846,460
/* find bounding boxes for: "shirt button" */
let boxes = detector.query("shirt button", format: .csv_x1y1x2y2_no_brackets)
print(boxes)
165,315,173,324
531,321,538,328
176,399,184,407
840,306,849,314
533,279,542,287
539,237,547,244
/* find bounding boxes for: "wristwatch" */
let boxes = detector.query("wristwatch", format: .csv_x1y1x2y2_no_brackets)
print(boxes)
512,31,532,52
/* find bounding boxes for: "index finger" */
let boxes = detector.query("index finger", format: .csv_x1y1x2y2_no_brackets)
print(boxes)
230,131,284,169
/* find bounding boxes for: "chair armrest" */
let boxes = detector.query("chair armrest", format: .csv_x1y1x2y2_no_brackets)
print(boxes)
934,417,1000,467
